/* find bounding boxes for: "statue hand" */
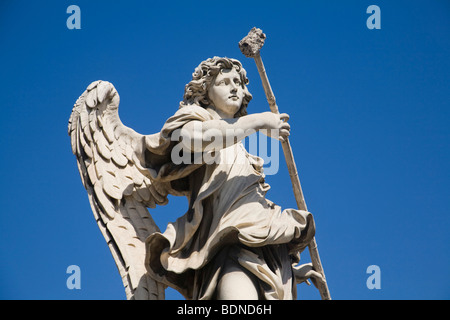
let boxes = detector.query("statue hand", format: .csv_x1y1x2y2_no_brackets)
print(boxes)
293,263,326,289
259,112,290,142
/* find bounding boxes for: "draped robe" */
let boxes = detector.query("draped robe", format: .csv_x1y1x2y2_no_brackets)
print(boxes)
144,105,315,300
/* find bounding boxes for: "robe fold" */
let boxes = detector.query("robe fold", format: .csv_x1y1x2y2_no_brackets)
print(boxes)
144,105,315,300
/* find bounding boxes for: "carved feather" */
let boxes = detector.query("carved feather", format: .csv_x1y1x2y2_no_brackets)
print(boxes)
68,80,168,300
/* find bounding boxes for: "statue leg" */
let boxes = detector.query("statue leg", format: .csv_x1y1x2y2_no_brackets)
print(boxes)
216,257,259,300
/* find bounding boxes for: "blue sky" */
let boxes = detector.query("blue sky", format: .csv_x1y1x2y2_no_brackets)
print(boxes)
0,0,449,300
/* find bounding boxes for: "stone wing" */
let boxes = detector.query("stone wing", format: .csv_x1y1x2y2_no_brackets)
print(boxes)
68,80,168,299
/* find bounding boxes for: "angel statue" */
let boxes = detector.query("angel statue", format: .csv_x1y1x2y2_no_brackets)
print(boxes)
68,56,325,300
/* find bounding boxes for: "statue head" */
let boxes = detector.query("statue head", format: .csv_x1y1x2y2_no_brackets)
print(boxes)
180,57,252,118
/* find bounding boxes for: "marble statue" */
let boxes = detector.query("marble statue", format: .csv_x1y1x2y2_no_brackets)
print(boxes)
68,30,328,300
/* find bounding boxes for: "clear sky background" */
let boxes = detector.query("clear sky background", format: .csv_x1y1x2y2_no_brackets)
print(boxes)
0,0,449,300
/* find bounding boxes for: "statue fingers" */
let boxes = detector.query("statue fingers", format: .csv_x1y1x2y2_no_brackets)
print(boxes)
279,113,290,122
279,128,290,141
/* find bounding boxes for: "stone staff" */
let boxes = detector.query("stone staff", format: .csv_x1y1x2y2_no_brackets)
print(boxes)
239,27,331,300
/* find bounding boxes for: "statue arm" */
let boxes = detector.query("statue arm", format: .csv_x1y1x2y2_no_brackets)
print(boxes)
179,112,290,152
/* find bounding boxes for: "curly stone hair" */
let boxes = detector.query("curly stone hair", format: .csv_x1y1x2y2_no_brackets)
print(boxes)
180,57,252,118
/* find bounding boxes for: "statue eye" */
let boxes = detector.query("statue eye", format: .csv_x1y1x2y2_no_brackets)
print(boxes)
217,80,226,85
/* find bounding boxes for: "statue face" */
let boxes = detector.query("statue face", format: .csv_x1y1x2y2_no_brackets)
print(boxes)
208,68,244,118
